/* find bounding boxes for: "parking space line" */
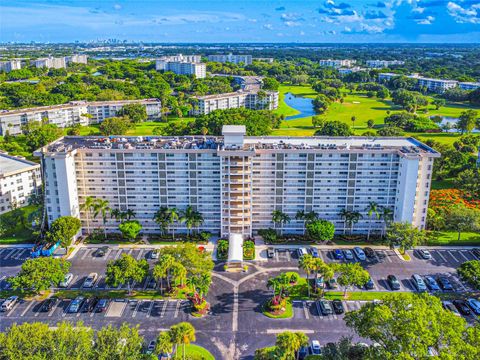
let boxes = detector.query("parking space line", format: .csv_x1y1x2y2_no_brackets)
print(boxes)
48,300,60,317
436,251,447,262
174,300,180,318
4,249,17,260
115,249,123,260
146,301,154,318
20,301,35,317
447,251,459,263
80,249,91,260
383,251,392,263
303,301,309,319
103,300,113,318
0,248,6,255
132,300,141,318
459,251,471,261
127,249,133,256
136,249,144,260
6,301,21,317
286,251,291,262
274,251,279,262
14,249,27,260
160,301,168,317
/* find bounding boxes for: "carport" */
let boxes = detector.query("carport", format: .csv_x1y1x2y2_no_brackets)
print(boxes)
226,233,243,272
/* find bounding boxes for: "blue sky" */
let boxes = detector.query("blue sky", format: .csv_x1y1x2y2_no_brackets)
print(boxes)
1,0,479,43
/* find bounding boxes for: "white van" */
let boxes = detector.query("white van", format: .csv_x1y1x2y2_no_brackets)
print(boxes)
297,248,308,258
59,273,74,288
1,296,19,312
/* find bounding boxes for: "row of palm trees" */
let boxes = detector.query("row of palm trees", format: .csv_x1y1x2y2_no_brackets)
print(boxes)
153,205,204,239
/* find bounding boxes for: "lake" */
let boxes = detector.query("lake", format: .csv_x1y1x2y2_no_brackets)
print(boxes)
284,92,316,120
433,116,479,133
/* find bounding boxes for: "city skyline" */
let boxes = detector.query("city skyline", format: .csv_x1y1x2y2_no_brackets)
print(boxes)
1,0,480,43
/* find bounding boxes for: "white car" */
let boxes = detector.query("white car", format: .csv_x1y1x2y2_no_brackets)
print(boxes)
150,250,159,259
59,273,73,288
353,247,366,261
298,248,308,258
310,340,322,355
83,273,98,288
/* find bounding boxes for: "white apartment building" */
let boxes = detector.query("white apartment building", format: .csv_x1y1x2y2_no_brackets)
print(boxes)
338,67,366,75
192,90,279,116
31,57,66,69
207,53,253,65
158,54,202,63
416,77,458,93
35,126,439,237
0,99,162,136
459,82,480,91
66,54,88,64
319,59,356,68
156,60,206,78
0,60,22,73
366,60,405,68
0,152,41,214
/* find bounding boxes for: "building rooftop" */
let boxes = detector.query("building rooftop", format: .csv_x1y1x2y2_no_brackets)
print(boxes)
0,152,39,177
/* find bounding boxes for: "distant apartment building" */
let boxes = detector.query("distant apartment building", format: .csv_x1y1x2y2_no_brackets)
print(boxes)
192,90,279,116
155,60,206,78
207,53,253,65
0,60,22,73
319,59,356,68
378,73,459,93
459,82,480,91
31,57,67,69
0,99,162,136
366,60,405,68
35,126,439,236
254,57,274,63
0,152,41,214
158,54,202,63
65,54,88,64
338,67,366,75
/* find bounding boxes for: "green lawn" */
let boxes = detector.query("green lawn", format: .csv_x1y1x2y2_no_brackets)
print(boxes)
174,344,215,360
426,231,480,246
0,205,39,244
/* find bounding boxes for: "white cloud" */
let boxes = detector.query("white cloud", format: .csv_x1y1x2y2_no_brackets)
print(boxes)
263,23,273,30
284,21,300,27
300,31,305,35
416,15,435,25
447,2,480,24
412,7,425,14
113,4,122,10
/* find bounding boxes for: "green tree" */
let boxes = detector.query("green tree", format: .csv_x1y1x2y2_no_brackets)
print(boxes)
334,263,370,298
46,215,81,251
444,205,480,241
21,121,63,152
275,331,309,360
365,201,380,241
385,222,427,253
271,210,291,235
116,103,148,123
153,206,170,235
93,198,110,239
8,257,71,293
432,98,446,110
298,254,316,297
159,243,214,277
457,260,480,290
344,293,479,359
93,323,144,360
305,219,335,242
454,168,480,199
165,207,180,240
379,206,394,237
262,77,280,91
155,331,173,357
80,196,96,234
457,109,478,134
99,116,132,135
367,119,375,128
0,322,56,359
118,220,142,241
338,209,362,235
153,254,176,290
314,120,353,136
180,205,204,235
105,254,149,294
169,322,196,360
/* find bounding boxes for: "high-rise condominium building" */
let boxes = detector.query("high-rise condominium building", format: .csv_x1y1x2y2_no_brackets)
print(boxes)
31,57,67,69
155,60,206,78
35,126,439,237
65,54,88,64
158,54,202,63
0,152,41,214
366,60,405,68
192,90,279,116
319,59,356,68
0,60,22,73
207,53,252,65
0,99,162,136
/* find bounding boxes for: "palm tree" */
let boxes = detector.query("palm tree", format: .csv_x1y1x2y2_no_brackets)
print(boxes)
349,211,362,235
338,208,350,235
299,254,315,297
271,210,291,235
380,206,394,237
80,196,95,234
315,260,334,297
304,211,319,224
110,208,122,222
165,207,180,240
170,322,196,360
153,254,175,291
294,332,309,360
125,209,136,220
180,206,204,235
295,210,307,235
93,199,110,238
351,115,356,129
153,206,169,235
155,332,173,358
171,262,187,288
366,202,380,240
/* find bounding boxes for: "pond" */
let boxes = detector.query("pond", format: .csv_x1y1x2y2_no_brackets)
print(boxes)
432,116,479,133
284,92,317,120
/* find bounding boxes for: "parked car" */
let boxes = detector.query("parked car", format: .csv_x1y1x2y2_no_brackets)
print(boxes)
418,249,432,260
387,275,401,290
145,340,156,355
437,276,453,291
353,247,366,261
364,278,375,290
96,299,109,313
318,300,333,315
298,248,308,258
315,277,325,289
452,300,471,315
298,346,309,360
310,247,319,258
1,296,19,312
266,247,275,258
40,297,57,312
59,273,74,288
83,297,99,312
424,276,440,291
150,250,159,260
363,247,375,259
467,298,480,315
93,246,108,257
333,249,344,260
83,273,98,288
471,248,480,259
326,278,338,289
310,340,322,355
343,249,354,260
442,301,460,316
332,299,344,314
68,296,85,313
411,274,427,292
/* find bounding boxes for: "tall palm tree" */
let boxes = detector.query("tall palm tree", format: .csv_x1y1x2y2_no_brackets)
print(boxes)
275,332,301,360
298,254,315,297
170,322,196,360
110,208,122,222
349,211,362,235
338,208,350,235
93,199,110,238
304,211,319,224
80,196,95,234
380,206,394,237
155,332,173,358
271,210,291,235
153,254,175,291
153,206,169,235
125,209,136,220
366,202,380,240
165,207,180,240
315,260,334,297
171,262,187,288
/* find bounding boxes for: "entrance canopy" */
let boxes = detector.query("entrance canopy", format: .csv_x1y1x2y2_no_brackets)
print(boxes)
227,233,244,263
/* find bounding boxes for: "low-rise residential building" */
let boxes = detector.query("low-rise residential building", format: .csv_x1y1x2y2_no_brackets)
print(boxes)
366,60,405,68
0,152,41,214
416,77,458,93
338,67,366,75
35,126,439,236
207,53,252,65
65,54,88,64
0,99,162,136
192,90,278,116
0,60,22,73
31,57,66,69
155,60,206,78
459,82,480,91
319,59,356,68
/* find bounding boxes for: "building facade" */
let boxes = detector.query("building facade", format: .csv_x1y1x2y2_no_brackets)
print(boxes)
155,60,206,78
0,60,22,73
319,59,356,68
0,152,41,214
207,53,252,65
378,73,472,93
35,126,439,237
0,99,162,136
157,54,202,63
31,57,67,69
66,54,88,64
192,90,279,116
366,60,405,68
459,82,480,91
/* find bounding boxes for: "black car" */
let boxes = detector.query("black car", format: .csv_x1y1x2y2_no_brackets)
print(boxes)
387,275,401,290
364,247,375,259
96,299,109,313
298,346,309,360
93,246,108,257
452,300,471,315
83,297,99,312
437,276,453,291
364,278,375,290
40,297,57,312
332,299,344,314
